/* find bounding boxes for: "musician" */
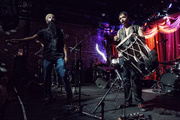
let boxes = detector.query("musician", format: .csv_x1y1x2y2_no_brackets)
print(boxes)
6,13,72,105
114,11,146,111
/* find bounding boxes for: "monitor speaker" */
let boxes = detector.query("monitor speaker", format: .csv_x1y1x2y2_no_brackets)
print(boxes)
95,78,108,89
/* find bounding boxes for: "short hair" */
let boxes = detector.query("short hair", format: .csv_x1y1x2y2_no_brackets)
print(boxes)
45,13,55,23
119,11,128,18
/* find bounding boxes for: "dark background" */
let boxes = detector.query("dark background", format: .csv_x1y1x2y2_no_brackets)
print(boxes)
0,0,179,83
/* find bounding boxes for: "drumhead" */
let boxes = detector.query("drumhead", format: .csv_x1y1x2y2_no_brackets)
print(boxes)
160,72,180,93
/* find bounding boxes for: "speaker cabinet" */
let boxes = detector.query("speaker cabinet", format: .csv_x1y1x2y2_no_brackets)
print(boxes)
95,78,108,89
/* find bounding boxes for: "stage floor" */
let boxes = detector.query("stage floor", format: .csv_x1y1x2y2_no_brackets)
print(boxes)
3,81,180,120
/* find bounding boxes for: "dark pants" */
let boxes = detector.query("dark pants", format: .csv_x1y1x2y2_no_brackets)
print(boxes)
43,58,72,99
119,57,143,104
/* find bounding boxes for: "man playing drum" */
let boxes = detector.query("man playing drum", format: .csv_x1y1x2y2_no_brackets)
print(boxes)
114,11,146,112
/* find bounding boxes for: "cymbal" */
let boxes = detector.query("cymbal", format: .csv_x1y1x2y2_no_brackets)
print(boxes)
169,58,180,62
159,57,180,65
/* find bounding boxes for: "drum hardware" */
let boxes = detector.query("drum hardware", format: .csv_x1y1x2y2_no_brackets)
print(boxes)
159,61,180,78
173,62,180,76
151,61,180,94
150,80,165,93
159,61,175,65
93,67,105,81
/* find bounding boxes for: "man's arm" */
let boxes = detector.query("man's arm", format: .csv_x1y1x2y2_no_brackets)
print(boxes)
132,27,145,42
6,34,39,43
63,38,68,63
137,27,145,41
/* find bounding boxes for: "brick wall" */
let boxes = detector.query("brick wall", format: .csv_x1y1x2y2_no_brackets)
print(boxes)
0,19,107,83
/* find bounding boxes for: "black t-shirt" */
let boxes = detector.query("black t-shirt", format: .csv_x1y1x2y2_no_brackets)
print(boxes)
37,25,64,62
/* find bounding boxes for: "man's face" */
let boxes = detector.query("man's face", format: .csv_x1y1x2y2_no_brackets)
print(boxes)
47,15,55,23
119,14,129,25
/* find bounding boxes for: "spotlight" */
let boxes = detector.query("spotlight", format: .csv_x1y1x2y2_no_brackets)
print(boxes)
102,13,106,17
168,3,172,9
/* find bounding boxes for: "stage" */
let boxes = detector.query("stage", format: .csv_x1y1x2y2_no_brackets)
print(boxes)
3,81,180,120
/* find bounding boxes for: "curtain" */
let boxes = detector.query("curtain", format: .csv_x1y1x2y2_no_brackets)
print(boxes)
111,12,180,80
143,12,180,80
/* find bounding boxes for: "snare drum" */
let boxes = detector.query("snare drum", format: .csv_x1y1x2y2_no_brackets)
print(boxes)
116,34,159,77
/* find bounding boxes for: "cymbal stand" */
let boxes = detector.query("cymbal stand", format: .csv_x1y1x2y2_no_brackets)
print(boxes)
150,65,165,93
71,38,79,95
92,69,123,119
150,39,168,93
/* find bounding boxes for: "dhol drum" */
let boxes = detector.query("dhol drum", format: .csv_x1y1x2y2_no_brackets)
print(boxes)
160,72,180,93
116,33,159,77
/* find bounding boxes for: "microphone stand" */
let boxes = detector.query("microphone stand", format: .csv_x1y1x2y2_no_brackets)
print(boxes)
67,28,102,119
69,38,79,95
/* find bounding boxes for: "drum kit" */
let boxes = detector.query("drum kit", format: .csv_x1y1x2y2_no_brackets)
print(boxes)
159,59,180,93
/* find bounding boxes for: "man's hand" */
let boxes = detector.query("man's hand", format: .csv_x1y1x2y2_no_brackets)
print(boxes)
132,33,145,42
132,33,138,37
64,56,68,64
114,36,119,41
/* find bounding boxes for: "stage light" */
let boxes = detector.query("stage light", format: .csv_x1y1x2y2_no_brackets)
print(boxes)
102,13,106,17
168,3,172,9
96,44,107,61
